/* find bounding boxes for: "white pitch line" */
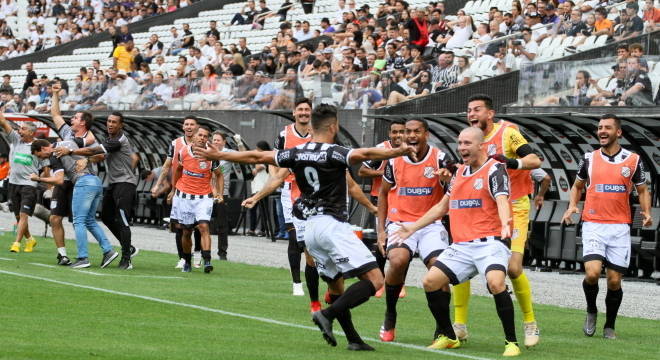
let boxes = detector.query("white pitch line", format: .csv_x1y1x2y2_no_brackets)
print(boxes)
30,263,56,268
0,269,492,360
23,262,183,279
0,257,15,261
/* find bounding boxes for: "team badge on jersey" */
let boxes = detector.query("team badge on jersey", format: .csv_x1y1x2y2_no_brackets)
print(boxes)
621,166,631,178
473,178,483,190
199,161,207,169
487,144,497,156
423,166,435,179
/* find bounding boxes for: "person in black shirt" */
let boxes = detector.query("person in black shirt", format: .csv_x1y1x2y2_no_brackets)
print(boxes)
22,62,37,93
206,20,220,39
194,104,415,351
619,56,654,105
181,23,195,49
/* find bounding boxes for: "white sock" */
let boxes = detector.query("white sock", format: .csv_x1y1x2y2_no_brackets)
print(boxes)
57,247,67,257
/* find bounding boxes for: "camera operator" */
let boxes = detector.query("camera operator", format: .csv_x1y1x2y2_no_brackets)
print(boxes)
512,28,537,68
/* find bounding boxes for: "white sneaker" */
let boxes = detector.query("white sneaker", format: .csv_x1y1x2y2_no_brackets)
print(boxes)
193,252,202,268
292,282,304,296
453,323,469,341
175,258,185,269
523,321,540,347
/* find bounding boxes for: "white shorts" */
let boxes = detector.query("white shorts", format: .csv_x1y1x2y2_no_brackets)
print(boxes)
581,222,631,273
387,222,449,263
293,216,306,244
281,182,294,224
434,238,511,285
170,191,214,227
304,215,378,281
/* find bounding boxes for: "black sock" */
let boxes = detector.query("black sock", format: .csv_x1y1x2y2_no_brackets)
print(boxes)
286,224,301,283
193,229,201,252
183,252,192,264
329,294,364,344
425,290,454,339
305,264,319,302
583,280,599,314
604,288,623,329
322,280,376,320
201,250,211,261
493,290,517,343
384,283,403,330
175,230,184,258
375,250,386,275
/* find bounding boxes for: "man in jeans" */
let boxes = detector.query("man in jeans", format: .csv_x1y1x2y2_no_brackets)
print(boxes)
55,112,140,270
30,139,118,269
0,112,41,253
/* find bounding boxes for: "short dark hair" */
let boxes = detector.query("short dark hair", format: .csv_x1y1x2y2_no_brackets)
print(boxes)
294,97,312,108
406,118,429,131
109,111,124,123
311,103,338,131
31,139,51,154
256,140,272,151
616,44,629,51
600,113,621,128
76,111,94,130
211,130,226,140
389,119,405,129
183,115,198,123
197,125,211,134
468,94,494,110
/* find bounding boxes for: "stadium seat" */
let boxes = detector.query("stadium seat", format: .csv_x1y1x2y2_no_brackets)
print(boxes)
531,200,555,265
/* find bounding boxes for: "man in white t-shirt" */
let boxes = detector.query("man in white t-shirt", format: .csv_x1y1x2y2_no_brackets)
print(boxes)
515,27,537,68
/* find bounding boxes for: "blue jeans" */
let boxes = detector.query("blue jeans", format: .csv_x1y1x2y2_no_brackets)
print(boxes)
72,175,112,259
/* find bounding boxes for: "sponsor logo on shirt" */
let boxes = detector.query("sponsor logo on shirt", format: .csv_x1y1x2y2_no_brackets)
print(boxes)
450,199,482,209
473,178,483,190
595,184,627,193
487,144,497,156
621,166,631,178
398,187,433,196
183,169,205,178
14,153,33,166
296,152,328,162
423,166,436,179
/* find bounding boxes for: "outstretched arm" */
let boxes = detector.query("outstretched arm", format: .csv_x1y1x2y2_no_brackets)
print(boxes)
348,142,414,165
194,145,277,165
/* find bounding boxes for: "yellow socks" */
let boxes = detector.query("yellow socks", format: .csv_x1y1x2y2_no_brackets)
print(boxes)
511,272,535,323
452,281,471,324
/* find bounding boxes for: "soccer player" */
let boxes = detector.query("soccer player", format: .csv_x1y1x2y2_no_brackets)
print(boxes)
151,115,202,268
273,97,316,298
168,126,223,273
358,120,405,292
194,104,415,351
375,118,453,342
392,127,521,357
31,139,119,269
562,114,651,340
50,82,99,265
456,94,542,347
0,112,40,253
55,112,140,270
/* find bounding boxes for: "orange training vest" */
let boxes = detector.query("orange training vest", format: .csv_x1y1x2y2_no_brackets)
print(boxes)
176,145,214,195
449,159,503,243
582,149,639,224
282,123,311,201
387,146,445,222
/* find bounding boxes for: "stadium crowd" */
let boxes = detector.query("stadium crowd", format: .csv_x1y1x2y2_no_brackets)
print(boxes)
0,0,195,60
1,0,658,112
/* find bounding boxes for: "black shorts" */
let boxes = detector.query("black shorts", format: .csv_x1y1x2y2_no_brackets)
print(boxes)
8,184,38,216
50,180,74,217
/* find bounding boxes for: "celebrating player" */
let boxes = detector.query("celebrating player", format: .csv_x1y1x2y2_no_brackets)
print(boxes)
168,126,224,273
457,94,542,347
375,118,453,342
562,114,652,339
194,104,416,351
392,127,520,357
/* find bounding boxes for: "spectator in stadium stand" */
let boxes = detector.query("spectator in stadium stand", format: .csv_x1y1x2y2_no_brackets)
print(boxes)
113,40,135,73
234,69,259,104
441,15,474,50
592,7,613,37
237,37,251,57
230,0,258,25
629,43,649,71
589,64,627,106
188,47,208,71
252,0,270,29
619,56,654,106
514,27,537,68
430,51,458,92
206,20,220,40
320,17,336,33
294,20,315,41
540,2,560,31
118,24,133,43
406,7,429,51
22,62,37,93
643,0,659,31
143,34,163,64
181,23,195,49
559,8,586,36
615,3,645,41
0,74,12,94
298,44,316,73
168,26,184,55
251,71,277,108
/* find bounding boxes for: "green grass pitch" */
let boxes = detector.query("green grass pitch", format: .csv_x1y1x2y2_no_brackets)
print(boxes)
0,235,658,360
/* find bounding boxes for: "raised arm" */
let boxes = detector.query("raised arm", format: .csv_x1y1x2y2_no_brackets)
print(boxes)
50,82,66,129
193,145,277,165
0,110,13,134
